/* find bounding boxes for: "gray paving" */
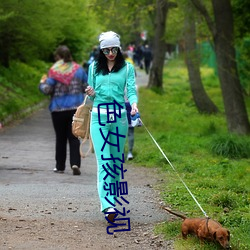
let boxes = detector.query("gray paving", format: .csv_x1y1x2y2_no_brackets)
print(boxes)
0,71,170,224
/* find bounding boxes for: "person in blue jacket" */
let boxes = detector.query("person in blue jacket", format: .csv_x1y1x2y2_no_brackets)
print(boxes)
39,45,88,175
85,31,138,223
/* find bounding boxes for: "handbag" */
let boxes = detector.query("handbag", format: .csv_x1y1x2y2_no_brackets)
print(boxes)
72,95,93,158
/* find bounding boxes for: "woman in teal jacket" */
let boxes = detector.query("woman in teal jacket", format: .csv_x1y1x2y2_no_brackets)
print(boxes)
86,31,138,223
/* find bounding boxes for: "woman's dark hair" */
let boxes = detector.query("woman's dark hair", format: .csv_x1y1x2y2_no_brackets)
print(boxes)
95,48,126,75
54,45,73,63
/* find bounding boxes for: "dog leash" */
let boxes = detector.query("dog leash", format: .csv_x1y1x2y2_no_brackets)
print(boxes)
139,118,209,218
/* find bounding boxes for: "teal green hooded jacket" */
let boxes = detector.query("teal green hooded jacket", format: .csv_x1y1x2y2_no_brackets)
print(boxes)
87,62,138,109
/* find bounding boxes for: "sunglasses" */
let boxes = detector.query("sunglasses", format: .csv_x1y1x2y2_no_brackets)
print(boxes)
102,47,119,55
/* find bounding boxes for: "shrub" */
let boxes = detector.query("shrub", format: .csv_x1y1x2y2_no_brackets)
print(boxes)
210,135,250,158
210,191,237,209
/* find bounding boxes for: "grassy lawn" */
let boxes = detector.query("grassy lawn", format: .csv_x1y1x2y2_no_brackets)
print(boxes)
130,58,250,250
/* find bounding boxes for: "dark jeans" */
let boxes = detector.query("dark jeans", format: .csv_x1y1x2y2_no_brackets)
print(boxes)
128,127,134,152
51,110,80,171
144,59,151,74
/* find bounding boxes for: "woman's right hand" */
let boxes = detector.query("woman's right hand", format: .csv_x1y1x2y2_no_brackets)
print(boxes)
85,86,95,97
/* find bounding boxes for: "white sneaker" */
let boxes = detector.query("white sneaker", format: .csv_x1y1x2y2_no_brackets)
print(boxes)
127,152,133,160
53,168,64,173
105,207,117,223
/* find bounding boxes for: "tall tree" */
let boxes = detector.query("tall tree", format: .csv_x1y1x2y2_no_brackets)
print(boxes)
232,0,250,96
191,0,250,134
148,0,176,89
184,1,218,114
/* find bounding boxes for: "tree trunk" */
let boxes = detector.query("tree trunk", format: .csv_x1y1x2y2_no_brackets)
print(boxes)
184,4,218,114
212,0,250,134
191,0,250,134
147,0,169,89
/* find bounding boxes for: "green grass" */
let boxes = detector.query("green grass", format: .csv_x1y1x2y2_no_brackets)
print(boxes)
129,58,250,250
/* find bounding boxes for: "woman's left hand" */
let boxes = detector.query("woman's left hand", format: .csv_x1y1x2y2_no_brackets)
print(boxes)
85,86,96,97
131,103,138,116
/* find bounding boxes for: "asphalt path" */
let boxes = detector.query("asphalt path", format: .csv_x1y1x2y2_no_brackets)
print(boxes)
0,69,172,249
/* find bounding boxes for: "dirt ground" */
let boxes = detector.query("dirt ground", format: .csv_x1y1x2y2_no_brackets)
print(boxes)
0,171,173,250
0,91,174,249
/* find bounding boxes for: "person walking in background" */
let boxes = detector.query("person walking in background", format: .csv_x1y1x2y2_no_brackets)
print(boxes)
87,46,100,71
85,31,138,223
123,52,137,160
125,101,135,160
134,44,144,69
88,46,99,64
123,51,134,67
143,44,152,74
39,45,88,175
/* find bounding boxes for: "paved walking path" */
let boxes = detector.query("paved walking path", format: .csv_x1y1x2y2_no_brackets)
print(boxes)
0,70,172,249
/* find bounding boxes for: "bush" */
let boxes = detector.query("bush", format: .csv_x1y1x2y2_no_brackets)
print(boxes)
0,60,49,123
210,134,250,159
210,191,237,209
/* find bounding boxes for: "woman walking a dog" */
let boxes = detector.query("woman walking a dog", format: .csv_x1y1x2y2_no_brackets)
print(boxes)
85,31,138,223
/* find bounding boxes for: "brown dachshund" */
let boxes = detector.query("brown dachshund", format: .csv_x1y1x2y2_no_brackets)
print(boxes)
162,207,231,249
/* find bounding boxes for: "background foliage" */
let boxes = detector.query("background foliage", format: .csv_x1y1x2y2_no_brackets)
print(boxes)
0,0,249,248
0,0,99,65
130,59,250,250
